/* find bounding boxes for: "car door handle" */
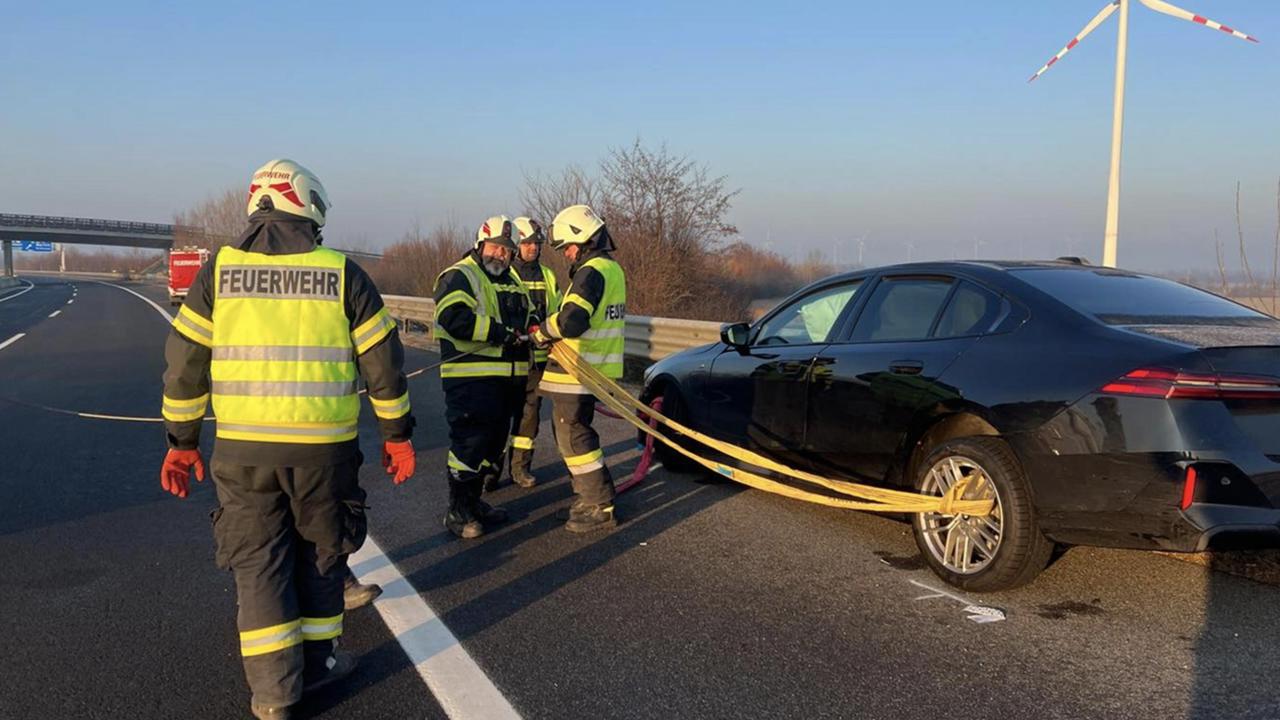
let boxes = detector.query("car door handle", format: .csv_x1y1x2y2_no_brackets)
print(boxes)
889,360,923,376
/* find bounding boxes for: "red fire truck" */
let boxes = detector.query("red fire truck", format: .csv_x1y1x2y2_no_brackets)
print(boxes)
168,247,210,306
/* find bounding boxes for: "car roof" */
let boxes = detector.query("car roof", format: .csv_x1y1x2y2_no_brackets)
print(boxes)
820,258,1117,285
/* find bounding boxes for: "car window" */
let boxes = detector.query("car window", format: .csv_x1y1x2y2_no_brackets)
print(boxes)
1011,268,1264,324
754,282,862,346
849,277,954,342
934,281,1004,338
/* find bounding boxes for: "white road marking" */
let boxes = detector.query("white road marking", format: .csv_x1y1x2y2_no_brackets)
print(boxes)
0,280,35,303
907,579,1007,624
66,299,73,305
48,310,61,318
95,281,172,322
0,333,26,351
350,535,522,720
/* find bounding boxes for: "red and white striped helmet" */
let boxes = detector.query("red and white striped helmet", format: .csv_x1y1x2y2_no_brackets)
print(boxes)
246,159,332,227
476,215,516,251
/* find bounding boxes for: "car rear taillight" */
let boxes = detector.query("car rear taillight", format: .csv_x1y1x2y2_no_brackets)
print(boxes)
1100,368,1280,400
1180,466,1197,510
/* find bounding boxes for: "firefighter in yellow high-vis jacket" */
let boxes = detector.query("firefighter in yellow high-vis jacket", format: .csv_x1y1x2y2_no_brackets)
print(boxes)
432,216,532,539
507,217,560,488
159,159,416,720
532,205,627,533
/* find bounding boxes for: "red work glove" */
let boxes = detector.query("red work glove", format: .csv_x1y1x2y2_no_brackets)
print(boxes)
160,448,206,499
382,440,416,484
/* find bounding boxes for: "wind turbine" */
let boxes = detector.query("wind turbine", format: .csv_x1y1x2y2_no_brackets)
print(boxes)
1029,0,1258,268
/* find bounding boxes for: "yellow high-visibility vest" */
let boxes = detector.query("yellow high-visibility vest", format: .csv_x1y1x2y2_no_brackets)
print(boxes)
541,256,626,393
207,246,363,444
522,263,561,365
434,255,531,379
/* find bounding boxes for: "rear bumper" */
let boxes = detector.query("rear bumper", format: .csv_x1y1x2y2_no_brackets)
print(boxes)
1185,505,1280,552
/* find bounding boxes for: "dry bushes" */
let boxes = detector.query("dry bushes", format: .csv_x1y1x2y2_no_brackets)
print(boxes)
367,221,468,296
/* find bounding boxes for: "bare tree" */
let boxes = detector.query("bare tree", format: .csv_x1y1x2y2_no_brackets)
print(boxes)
368,220,468,296
520,165,600,226
174,188,244,249
599,139,740,255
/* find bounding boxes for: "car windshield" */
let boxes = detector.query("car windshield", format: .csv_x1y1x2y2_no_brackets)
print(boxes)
1011,268,1266,325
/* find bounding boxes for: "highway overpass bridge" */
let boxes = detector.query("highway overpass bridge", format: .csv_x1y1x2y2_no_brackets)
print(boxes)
0,213,382,276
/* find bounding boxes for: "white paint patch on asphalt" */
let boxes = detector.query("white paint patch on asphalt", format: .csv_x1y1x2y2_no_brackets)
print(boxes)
908,578,1007,624
0,333,26,351
95,281,172,322
48,310,61,318
66,299,73,305
350,535,523,720
0,280,35,303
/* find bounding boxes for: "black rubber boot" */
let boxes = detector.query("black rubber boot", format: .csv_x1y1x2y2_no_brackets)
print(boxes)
482,469,502,493
565,502,617,534
509,450,537,488
469,479,509,527
302,649,357,695
444,477,484,539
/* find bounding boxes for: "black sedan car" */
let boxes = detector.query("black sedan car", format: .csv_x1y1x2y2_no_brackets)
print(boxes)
640,260,1280,591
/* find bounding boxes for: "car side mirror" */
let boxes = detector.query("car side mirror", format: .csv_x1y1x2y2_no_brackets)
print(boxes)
720,322,751,349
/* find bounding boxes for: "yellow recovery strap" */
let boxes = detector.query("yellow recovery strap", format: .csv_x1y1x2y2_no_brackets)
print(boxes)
549,344,994,517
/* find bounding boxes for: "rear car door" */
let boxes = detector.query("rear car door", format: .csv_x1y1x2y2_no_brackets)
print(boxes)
704,280,864,466
804,276,1004,480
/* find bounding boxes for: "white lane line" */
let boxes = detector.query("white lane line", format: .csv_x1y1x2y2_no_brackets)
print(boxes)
0,333,26,351
48,310,61,318
0,280,35,303
350,535,522,720
66,299,73,305
95,281,172,322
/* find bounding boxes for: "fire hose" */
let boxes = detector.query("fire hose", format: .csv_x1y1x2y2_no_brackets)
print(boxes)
549,343,994,517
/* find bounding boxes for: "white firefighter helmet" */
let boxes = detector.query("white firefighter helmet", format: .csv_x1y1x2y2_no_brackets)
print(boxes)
549,204,605,249
246,159,331,227
475,215,516,251
513,217,545,244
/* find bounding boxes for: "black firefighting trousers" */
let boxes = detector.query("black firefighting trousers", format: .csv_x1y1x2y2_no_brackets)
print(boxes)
444,378,525,484
210,456,366,708
549,392,616,506
509,364,546,475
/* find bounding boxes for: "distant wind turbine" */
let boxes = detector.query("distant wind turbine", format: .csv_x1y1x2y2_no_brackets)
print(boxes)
1029,0,1258,268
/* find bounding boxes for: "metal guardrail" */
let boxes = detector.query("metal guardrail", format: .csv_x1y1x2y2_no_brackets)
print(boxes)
380,295,722,361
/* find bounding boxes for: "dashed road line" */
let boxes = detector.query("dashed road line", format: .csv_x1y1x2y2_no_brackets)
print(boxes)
0,333,26,351
48,310,61,318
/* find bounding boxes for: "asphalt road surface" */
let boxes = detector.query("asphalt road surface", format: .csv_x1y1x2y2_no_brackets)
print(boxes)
2,274,1278,720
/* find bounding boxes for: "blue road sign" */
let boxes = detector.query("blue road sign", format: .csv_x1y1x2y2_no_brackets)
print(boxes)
18,241,54,252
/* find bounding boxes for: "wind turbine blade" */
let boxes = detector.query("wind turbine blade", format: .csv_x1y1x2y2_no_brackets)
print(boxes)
1138,0,1259,43
1029,1,1122,83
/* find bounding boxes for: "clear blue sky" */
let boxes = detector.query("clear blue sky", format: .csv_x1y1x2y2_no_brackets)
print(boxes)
3,0,1278,271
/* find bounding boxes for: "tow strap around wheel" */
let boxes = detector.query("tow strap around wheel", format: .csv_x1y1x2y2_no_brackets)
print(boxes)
549,344,994,517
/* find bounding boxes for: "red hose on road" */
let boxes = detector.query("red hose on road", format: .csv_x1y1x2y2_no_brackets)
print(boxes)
615,396,663,494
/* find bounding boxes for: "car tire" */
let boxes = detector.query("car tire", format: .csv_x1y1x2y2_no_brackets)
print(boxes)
653,383,703,474
910,436,1053,592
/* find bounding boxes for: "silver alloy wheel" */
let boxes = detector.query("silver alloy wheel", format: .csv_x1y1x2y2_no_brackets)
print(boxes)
918,455,1004,575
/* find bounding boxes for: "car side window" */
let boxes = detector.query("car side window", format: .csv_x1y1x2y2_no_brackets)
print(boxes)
849,277,953,343
933,281,1004,338
754,281,862,346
